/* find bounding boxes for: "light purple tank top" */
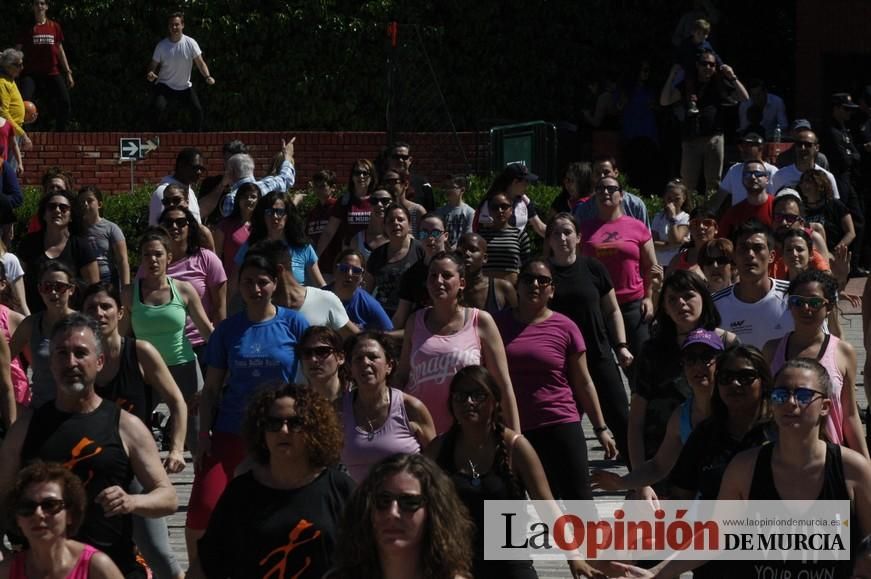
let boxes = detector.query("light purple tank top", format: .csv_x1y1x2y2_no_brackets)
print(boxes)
341,387,421,481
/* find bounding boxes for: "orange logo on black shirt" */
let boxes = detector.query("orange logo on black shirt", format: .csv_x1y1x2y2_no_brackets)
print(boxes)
62,437,103,487
259,519,322,579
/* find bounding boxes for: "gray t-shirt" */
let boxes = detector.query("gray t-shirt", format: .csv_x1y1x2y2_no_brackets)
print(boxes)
81,218,124,282
435,202,475,248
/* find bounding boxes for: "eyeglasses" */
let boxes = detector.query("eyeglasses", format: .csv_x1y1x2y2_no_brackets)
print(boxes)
743,170,768,179
162,196,185,207
774,213,804,226
374,492,426,513
716,369,760,386
263,415,305,433
795,140,817,149
769,387,825,407
681,351,718,367
371,197,392,206
787,295,828,310
391,154,411,162
352,170,370,177
595,185,621,194
701,256,731,267
15,498,66,517
451,389,489,404
336,263,365,276
39,281,74,294
690,218,717,229
266,207,287,218
161,218,189,229
490,202,512,212
47,202,71,213
301,346,336,360
519,273,553,287
417,229,444,240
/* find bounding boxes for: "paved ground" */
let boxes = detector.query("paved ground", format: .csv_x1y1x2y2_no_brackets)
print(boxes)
160,278,869,577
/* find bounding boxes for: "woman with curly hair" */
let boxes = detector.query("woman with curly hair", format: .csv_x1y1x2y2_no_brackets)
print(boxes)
190,384,354,579
329,453,474,579
426,365,606,579
0,462,123,578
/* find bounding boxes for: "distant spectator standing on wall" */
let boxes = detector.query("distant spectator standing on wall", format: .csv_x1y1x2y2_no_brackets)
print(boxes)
146,11,215,131
15,0,73,131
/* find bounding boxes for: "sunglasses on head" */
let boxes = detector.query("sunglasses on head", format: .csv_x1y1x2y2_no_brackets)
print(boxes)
716,369,759,386
451,389,489,404
16,498,66,517
417,229,444,240
519,273,553,287
301,346,336,359
787,295,828,310
266,207,287,218
161,217,189,229
336,263,364,276
374,492,426,513
263,415,305,433
769,386,824,407
39,281,74,294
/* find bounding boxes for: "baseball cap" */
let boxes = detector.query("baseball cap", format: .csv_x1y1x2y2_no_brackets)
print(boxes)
792,118,812,131
775,187,802,203
740,132,764,145
681,328,725,352
504,162,539,183
832,93,859,109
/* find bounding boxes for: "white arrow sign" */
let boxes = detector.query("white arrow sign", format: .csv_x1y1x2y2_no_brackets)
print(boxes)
141,139,158,154
119,138,142,160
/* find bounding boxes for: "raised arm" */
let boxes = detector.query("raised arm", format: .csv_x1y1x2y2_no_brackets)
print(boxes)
660,65,682,107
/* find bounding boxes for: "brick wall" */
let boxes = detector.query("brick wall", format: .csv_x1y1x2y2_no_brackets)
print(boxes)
20,131,486,193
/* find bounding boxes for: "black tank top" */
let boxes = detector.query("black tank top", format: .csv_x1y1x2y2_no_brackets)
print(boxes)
95,338,153,425
483,277,502,315
736,442,854,578
436,430,536,579
21,399,137,574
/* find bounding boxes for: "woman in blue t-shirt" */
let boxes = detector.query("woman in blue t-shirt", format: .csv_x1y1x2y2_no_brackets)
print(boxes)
186,252,309,563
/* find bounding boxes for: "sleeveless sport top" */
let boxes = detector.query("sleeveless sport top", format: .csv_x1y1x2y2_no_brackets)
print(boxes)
483,277,503,316
21,400,136,574
0,305,29,406
406,307,482,433
95,338,153,426
131,277,194,366
770,332,844,444
341,387,421,482
28,311,55,409
10,543,99,579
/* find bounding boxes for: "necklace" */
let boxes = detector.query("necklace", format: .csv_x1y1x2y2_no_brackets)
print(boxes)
467,459,481,487
356,390,389,442
366,419,376,442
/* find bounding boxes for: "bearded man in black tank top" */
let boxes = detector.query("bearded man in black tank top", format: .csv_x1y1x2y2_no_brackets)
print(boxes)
0,313,177,578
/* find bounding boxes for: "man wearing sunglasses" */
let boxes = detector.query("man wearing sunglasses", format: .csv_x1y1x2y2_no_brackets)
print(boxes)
710,131,778,213
772,128,840,198
718,159,774,239
660,48,749,198
0,313,177,576
712,219,793,348
148,147,205,225
383,141,433,211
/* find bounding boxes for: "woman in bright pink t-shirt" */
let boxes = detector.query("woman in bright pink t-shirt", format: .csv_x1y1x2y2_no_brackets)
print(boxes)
495,259,616,500
396,251,520,434
579,176,658,388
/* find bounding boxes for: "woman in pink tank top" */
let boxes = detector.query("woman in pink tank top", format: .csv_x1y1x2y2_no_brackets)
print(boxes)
396,252,521,434
341,331,435,481
3,463,122,578
762,270,868,457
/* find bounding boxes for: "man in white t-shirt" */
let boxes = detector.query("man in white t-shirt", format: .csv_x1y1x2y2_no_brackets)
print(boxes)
148,147,204,225
146,12,215,131
771,129,839,198
710,132,778,213
712,219,793,348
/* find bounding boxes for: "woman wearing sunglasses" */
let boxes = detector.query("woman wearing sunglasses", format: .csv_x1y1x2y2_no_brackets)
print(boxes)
329,249,393,331
187,253,309,562
296,325,348,407
342,331,434,482
0,462,123,579
351,188,392,262
330,453,474,579
427,365,606,579
496,259,616,499
18,190,99,313
396,252,519,435
478,191,531,285
75,186,130,288
697,238,734,293
190,384,353,579
317,159,378,258
667,207,719,275
156,206,226,374
762,269,868,457
10,261,77,409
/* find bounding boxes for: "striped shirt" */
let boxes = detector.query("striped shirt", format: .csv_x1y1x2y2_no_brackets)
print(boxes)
480,225,530,275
